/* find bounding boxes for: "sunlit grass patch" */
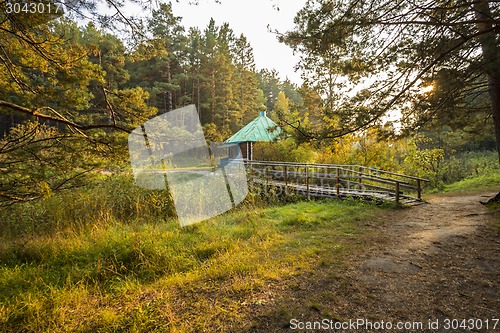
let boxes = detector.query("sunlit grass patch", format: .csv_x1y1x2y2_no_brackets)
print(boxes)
0,195,384,332
443,173,500,193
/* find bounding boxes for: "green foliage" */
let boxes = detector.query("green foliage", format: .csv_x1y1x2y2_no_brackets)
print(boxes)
0,14,158,202
202,122,230,142
403,140,499,188
314,129,499,190
442,173,500,193
281,0,500,160
79,23,158,128
253,138,317,163
257,70,302,112
0,6,277,204
127,13,265,133
0,18,96,110
315,128,407,172
403,141,445,187
0,122,102,204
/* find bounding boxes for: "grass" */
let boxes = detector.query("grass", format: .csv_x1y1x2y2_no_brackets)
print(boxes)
2,167,498,332
442,173,500,193
0,182,384,333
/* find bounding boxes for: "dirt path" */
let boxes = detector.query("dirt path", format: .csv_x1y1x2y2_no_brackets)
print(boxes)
351,192,500,332
246,192,500,332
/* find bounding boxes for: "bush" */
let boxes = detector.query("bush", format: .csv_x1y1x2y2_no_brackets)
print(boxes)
402,141,499,189
252,138,317,163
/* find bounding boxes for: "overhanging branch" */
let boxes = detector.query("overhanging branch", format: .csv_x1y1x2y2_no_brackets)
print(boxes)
0,100,131,133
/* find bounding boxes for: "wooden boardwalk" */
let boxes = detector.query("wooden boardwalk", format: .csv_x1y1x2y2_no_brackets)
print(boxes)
243,160,429,205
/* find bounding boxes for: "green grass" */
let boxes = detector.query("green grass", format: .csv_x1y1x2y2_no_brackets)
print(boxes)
0,191,383,332
442,173,500,193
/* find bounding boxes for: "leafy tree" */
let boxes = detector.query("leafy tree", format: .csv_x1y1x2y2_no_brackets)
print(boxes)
196,19,264,134
148,3,187,112
280,78,303,108
297,83,324,132
199,19,236,128
185,27,204,113
0,18,98,128
0,8,154,203
126,3,188,114
274,91,291,117
282,0,500,164
0,121,105,205
81,23,156,128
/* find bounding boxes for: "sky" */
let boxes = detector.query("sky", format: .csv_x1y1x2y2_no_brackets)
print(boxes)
168,0,306,84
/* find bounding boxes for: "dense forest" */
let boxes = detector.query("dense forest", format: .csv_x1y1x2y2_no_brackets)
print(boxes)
0,3,309,203
0,0,498,205
0,3,305,137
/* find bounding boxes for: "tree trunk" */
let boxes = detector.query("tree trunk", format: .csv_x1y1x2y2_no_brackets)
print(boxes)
191,79,195,106
488,77,500,164
475,0,500,204
474,0,500,165
167,60,173,112
197,77,201,120
211,72,216,124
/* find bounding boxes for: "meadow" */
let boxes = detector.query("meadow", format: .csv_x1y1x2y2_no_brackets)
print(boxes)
0,175,388,332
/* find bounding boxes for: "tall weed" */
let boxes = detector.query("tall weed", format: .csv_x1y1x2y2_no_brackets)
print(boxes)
0,174,176,238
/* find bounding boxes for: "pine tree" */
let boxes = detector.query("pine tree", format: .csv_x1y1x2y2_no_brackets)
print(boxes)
233,34,265,129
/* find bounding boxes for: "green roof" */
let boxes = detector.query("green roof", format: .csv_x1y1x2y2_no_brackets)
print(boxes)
225,111,282,143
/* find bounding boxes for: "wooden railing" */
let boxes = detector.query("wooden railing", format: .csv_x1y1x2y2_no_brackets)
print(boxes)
239,160,429,204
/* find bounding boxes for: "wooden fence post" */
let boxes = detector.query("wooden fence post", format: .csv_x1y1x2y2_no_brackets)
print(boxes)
395,181,400,205
306,165,310,199
284,165,288,188
336,168,340,197
417,179,422,199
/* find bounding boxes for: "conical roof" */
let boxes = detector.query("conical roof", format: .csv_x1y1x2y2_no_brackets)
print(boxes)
225,111,282,143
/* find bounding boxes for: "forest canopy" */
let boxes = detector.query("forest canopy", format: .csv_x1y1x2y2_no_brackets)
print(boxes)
0,0,498,204
281,0,499,156
0,1,304,203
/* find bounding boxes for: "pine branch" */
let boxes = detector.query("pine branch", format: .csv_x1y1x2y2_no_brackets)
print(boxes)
0,100,131,133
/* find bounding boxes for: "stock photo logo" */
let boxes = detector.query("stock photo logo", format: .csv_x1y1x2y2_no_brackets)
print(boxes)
128,105,248,227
